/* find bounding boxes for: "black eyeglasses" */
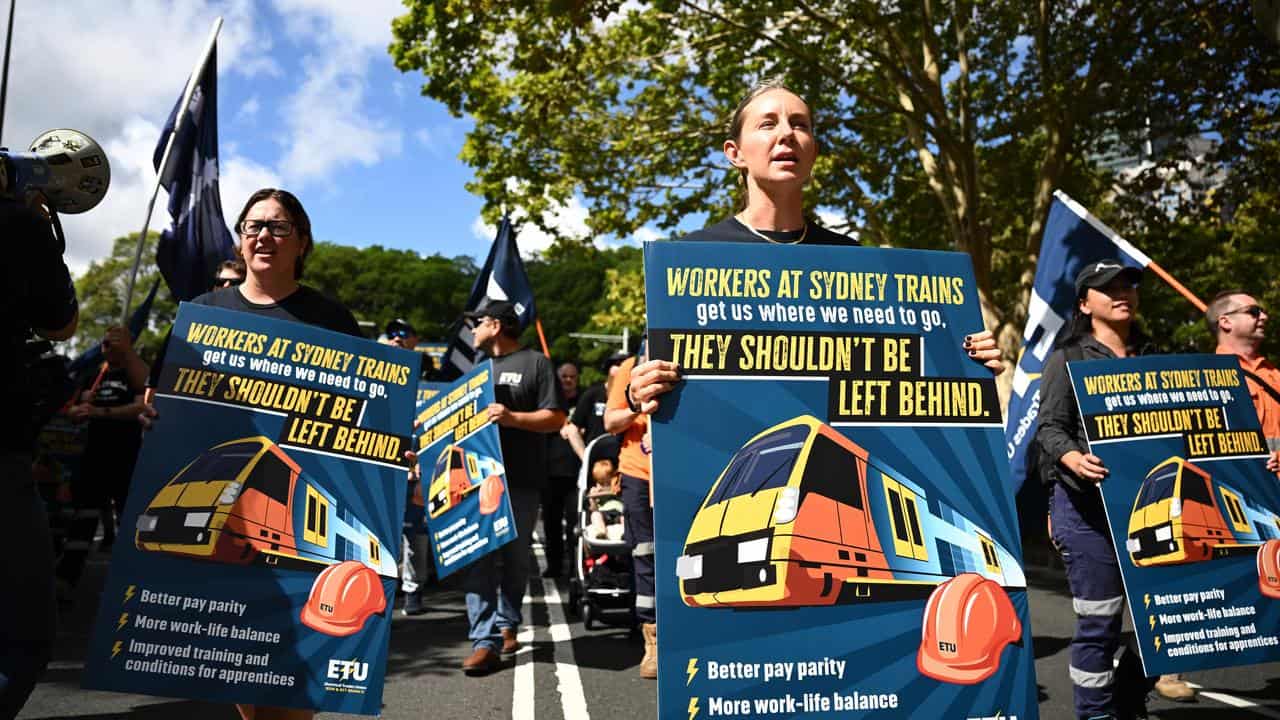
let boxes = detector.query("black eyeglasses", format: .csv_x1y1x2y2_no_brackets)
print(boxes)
1225,304,1265,319
216,276,243,287
237,219,294,237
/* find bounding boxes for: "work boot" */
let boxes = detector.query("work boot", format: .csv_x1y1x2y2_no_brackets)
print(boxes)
402,590,425,616
500,626,520,656
640,622,657,679
1154,674,1196,702
461,646,501,676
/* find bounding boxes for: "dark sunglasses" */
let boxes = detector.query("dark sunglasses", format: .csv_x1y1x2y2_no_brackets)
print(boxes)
1225,304,1265,319
388,329,412,339
216,276,243,287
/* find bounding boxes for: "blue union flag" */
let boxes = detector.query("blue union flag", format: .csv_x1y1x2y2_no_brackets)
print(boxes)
439,217,537,379
1005,191,1149,490
152,44,236,302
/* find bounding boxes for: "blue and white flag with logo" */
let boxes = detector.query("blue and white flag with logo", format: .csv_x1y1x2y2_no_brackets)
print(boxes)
152,44,236,302
1005,191,1149,490
440,217,536,379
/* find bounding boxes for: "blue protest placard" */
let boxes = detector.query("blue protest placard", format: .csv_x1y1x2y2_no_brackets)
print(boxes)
645,241,1037,719
416,362,516,578
1068,353,1280,674
82,303,417,715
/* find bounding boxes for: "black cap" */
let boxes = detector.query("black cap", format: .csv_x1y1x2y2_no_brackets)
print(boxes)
587,435,620,468
385,318,416,337
462,298,519,324
1074,261,1142,296
600,350,630,372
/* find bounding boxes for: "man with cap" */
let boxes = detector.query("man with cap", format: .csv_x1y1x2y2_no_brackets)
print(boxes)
459,298,565,675
567,350,630,457
1035,261,1160,719
1208,290,1280,474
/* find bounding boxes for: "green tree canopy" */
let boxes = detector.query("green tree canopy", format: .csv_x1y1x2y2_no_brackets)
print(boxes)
71,232,176,363
391,0,1279,386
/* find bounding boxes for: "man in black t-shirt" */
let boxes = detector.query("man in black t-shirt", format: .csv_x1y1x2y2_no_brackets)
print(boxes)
1,198,79,718
570,350,629,451
458,299,564,676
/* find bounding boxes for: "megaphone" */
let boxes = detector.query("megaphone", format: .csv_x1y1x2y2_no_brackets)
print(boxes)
0,129,111,214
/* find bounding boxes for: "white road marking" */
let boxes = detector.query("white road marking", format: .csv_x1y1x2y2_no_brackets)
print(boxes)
510,541,591,720
1183,681,1280,720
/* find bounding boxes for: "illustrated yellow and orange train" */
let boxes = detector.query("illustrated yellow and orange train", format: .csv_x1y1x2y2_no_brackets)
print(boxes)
426,443,506,519
674,415,1026,684
135,436,397,636
1125,456,1280,599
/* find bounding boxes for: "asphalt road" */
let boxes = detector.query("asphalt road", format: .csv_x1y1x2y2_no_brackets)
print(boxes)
17,538,1280,720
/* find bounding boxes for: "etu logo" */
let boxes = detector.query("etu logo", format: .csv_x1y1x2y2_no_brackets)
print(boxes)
327,659,369,682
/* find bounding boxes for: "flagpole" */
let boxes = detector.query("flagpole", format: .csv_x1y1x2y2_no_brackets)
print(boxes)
120,15,223,325
535,318,551,358
0,0,15,144
1051,190,1206,313
1145,261,1206,312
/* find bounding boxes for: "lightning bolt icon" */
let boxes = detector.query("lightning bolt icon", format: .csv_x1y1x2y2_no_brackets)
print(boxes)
1144,593,1150,609
688,697,700,720
111,641,123,659
1149,615,1156,630
686,658,699,686
117,613,129,631
1154,636,1162,652
124,585,136,604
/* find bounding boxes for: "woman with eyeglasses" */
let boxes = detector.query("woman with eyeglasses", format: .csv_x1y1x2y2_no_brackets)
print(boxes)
141,188,361,720
1034,263,1162,720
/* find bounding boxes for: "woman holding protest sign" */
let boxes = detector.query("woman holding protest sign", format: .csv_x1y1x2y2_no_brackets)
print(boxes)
1034,262,1165,719
140,188,408,720
612,79,1003,681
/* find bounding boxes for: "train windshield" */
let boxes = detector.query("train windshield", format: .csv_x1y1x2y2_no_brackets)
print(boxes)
172,442,260,484
705,425,808,506
434,447,461,479
1136,465,1178,507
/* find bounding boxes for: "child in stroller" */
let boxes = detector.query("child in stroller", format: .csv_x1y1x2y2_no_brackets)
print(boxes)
567,435,634,629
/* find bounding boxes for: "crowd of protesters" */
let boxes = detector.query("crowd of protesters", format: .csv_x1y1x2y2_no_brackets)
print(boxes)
7,80,1280,720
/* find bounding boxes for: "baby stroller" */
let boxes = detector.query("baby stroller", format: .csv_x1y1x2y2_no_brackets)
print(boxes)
566,435,635,630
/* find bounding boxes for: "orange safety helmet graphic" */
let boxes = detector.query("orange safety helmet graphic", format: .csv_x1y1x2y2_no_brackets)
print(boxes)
478,474,506,516
300,560,387,637
917,573,1022,685
1258,539,1280,600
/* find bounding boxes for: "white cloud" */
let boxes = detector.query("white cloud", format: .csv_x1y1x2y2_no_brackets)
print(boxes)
469,192,593,258
7,0,409,276
269,0,405,186
235,96,261,122
5,0,270,275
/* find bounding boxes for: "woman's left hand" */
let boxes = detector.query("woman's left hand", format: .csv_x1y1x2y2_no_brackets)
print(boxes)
964,330,1004,374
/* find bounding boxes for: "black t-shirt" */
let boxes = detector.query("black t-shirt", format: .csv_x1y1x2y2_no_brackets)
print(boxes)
491,347,562,490
83,367,143,465
546,390,581,479
151,285,361,385
571,383,609,445
681,217,859,246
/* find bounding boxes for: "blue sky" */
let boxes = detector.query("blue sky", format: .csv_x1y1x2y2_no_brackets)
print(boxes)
6,0,600,275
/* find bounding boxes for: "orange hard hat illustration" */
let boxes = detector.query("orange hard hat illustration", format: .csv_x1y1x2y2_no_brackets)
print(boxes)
300,560,387,637
917,573,1022,685
479,474,506,516
1258,539,1280,600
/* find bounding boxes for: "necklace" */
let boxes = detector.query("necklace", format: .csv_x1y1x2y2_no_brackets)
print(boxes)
737,215,808,245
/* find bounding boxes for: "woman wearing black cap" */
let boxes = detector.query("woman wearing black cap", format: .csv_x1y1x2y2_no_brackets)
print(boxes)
1034,262,1161,720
